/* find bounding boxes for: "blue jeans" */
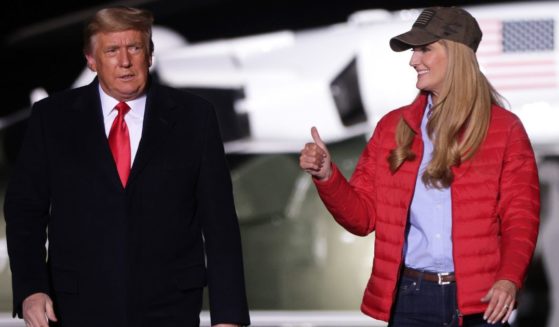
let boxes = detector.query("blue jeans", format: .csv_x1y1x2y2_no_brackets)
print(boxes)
388,274,509,327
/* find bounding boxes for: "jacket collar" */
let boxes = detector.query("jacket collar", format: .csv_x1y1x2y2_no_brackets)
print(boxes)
127,78,178,188
401,91,429,134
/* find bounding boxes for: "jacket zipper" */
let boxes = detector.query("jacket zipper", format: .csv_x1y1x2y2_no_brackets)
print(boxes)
450,178,462,326
391,134,424,307
457,308,463,326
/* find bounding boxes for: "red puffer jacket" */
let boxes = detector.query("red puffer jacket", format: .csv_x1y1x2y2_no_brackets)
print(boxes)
314,93,540,322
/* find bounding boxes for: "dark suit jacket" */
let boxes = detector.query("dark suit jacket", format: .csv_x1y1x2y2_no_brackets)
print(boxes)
4,78,250,327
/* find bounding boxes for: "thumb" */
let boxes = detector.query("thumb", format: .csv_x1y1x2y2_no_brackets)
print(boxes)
45,298,58,322
311,126,327,150
481,288,493,303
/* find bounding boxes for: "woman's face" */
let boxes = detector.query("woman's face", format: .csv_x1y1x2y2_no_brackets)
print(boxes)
409,41,448,100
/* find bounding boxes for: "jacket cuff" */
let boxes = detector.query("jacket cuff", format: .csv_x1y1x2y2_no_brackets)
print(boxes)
313,163,344,195
13,285,50,318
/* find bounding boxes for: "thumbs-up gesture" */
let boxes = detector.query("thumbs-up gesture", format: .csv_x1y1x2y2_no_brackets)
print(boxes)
299,127,332,180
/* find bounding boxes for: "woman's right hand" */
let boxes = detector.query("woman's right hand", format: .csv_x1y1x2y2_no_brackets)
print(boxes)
299,127,332,181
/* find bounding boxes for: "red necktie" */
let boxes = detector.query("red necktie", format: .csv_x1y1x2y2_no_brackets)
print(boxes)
108,102,131,187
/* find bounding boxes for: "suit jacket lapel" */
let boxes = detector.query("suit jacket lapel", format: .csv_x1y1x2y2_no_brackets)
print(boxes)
71,79,124,190
127,82,177,188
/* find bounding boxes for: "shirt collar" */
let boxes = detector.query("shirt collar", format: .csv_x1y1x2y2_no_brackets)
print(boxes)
99,85,146,119
401,91,429,134
426,93,433,117
427,93,433,108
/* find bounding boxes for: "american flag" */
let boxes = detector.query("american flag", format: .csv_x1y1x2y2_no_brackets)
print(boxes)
477,18,557,91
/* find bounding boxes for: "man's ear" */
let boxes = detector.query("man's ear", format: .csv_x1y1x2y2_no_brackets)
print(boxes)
85,52,97,72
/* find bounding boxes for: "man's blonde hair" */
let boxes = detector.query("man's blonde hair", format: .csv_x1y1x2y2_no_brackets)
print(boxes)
83,6,154,55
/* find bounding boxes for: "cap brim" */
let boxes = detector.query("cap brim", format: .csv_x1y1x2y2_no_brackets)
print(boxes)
390,28,440,52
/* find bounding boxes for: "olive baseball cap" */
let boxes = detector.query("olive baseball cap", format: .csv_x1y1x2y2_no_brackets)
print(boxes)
390,7,482,52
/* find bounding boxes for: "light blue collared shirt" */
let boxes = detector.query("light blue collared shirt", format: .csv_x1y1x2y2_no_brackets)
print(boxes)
403,94,454,273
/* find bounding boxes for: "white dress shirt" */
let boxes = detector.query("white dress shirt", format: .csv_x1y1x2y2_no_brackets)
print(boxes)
99,86,146,165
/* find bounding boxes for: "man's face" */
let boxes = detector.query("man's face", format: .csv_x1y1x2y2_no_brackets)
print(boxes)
85,29,151,101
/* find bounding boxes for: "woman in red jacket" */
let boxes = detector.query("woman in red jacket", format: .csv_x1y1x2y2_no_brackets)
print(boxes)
299,6,540,327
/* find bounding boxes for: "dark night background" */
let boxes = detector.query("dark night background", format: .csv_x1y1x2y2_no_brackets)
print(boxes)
0,0,534,113
0,1,552,326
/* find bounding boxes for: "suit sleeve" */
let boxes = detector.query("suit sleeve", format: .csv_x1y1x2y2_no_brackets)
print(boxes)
4,102,51,317
496,117,540,288
197,106,250,326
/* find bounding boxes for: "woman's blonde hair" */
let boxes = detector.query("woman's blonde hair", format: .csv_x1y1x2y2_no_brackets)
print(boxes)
388,40,503,188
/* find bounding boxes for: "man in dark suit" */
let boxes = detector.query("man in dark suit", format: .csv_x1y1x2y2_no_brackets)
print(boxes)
4,6,250,327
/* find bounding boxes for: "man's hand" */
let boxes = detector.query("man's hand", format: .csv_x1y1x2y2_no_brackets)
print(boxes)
481,279,517,324
299,127,332,181
22,292,57,327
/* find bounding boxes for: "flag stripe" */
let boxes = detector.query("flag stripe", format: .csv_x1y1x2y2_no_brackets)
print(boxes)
477,18,557,91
